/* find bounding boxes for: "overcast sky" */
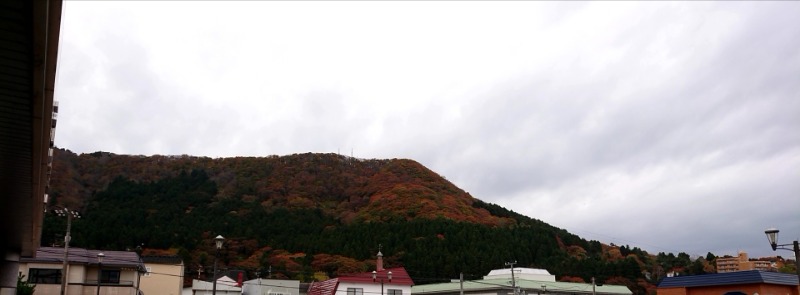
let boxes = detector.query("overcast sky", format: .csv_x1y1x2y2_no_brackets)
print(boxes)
55,2,799,259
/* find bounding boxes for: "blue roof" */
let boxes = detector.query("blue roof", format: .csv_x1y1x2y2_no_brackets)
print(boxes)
658,270,799,288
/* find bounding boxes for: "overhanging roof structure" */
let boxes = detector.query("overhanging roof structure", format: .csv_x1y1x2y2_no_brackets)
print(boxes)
21,247,147,272
0,0,62,258
658,270,799,288
412,278,632,295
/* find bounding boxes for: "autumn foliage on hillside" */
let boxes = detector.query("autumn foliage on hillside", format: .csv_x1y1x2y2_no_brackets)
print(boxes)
43,148,718,295
49,149,512,227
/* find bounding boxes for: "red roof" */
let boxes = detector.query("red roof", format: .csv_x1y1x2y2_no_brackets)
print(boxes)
308,278,340,295
339,267,414,286
308,267,414,295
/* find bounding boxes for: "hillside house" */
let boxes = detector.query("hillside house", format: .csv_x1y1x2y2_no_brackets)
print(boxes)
19,247,146,295
308,251,414,295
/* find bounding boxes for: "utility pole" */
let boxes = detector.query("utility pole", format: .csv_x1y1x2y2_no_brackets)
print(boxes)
505,261,517,295
256,271,262,295
591,277,596,295
55,207,80,295
459,273,464,295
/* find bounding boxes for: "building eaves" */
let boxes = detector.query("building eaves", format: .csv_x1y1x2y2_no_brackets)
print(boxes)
22,247,146,272
657,270,799,288
412,278,631,295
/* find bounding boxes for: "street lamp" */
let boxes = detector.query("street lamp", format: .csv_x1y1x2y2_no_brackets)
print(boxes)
372,270,392,295
96,253,104,295
54,207,80,295
764,228,800,281
212,235,225,295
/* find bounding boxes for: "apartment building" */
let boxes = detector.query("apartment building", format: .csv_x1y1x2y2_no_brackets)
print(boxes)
716,252,780,273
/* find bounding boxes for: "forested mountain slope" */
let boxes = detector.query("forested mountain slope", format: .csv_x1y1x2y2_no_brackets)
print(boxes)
43,148,713,294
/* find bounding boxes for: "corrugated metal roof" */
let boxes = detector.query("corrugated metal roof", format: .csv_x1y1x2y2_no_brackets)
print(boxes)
657,270,799,288
412,278,631,295
21,246,146,272
308,278,339,295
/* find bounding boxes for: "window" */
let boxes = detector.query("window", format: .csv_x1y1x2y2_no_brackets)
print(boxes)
28,269,61,284
388,290,402,295
347,288,364,295
101,270,121,284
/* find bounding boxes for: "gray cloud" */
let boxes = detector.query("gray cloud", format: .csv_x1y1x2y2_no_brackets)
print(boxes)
55,1,800,258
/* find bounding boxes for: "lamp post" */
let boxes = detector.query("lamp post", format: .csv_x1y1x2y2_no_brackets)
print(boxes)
55,207,80,295
372,270,392,295
96,253,104,295
764,228,800,282
764,228,800,283
212,235,225,295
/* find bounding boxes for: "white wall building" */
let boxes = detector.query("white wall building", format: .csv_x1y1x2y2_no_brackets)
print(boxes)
188,276,242,295
413,267,631,295
18,247,146,295
242,278,300,295
308,252,414,295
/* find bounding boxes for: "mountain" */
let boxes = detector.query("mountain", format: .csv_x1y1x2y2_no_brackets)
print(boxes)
43,148,710,294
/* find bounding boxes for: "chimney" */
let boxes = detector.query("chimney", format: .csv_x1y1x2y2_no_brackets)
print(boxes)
376,250,384,271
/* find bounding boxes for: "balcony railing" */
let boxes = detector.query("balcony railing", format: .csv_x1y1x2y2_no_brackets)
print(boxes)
82,280,136,286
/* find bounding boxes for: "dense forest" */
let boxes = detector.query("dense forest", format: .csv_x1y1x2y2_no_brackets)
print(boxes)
43,148,720,294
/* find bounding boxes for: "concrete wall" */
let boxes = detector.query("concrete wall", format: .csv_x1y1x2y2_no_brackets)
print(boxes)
139,263,183,295
19,262,141,295
17,262,79,295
